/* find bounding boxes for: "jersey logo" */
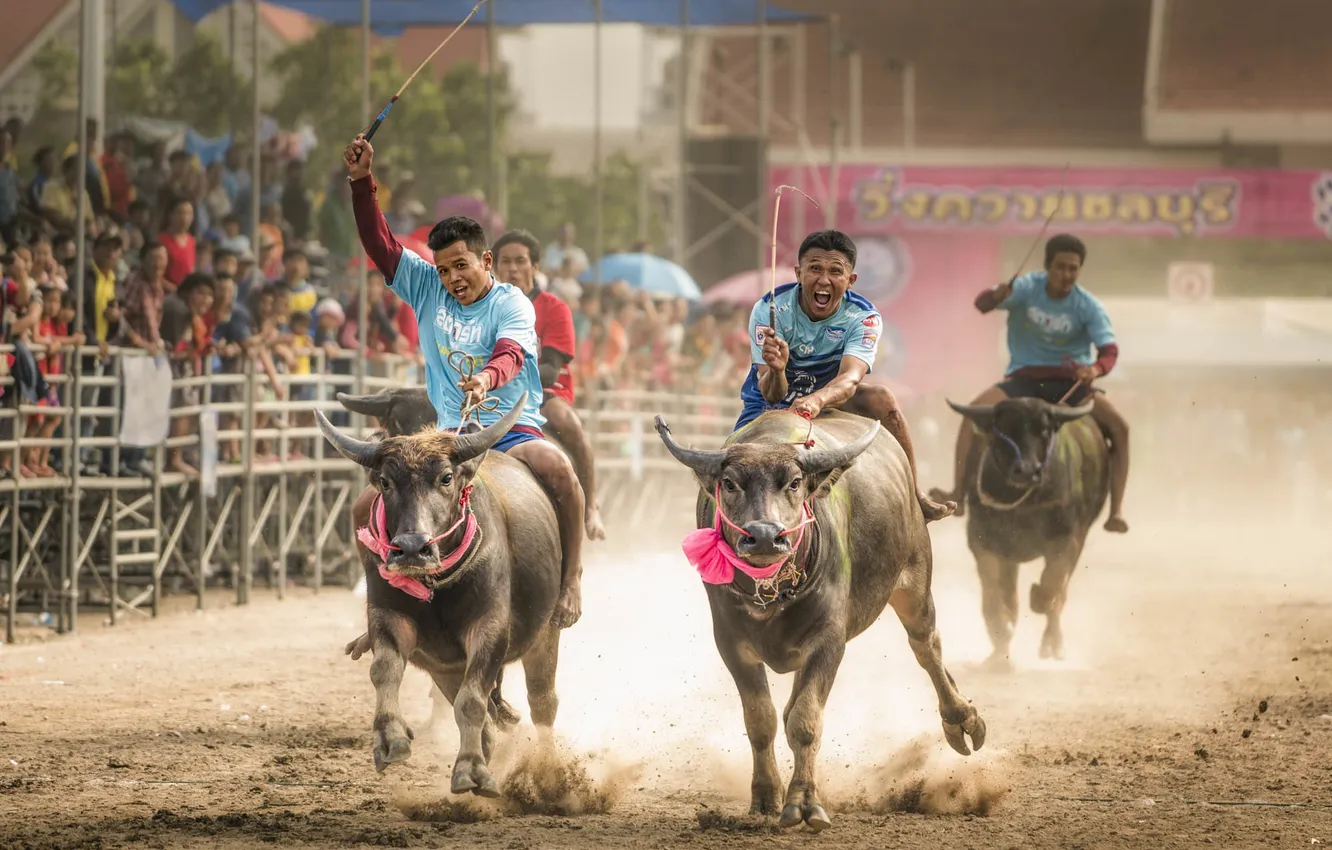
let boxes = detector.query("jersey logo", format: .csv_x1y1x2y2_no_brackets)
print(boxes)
754,326,767,346
435,306,486,346
859,332,879,348
825,327,846,342
796,343,814,356
862,314,881,328
1025,305,1074,335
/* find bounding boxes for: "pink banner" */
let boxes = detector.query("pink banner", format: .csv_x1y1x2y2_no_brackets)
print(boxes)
771,164,1332,240
842,233,1002,398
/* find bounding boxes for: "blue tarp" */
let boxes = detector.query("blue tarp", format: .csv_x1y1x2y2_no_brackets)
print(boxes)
174,0,815,28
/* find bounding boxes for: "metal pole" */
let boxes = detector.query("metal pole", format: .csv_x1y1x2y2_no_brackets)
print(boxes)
903,61,916,150
756,0,769,273
228,1,237,139
637,26,650,242
826,14,840,230
593,0,603,282
241,0,262,606
488,3,505,223
66,0,90,634
675,0,689,264
848,49,862,151
486,0,496,222
356,0,370,408
249,0,261,256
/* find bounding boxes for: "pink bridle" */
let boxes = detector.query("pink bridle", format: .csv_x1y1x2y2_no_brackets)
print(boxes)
681,484,817,586
357,486,479,601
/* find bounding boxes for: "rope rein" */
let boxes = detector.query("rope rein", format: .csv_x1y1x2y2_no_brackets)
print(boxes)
973,426,1058,511
447,350,500,425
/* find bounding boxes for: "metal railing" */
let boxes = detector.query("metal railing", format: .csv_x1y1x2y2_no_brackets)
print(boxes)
0,345,738,641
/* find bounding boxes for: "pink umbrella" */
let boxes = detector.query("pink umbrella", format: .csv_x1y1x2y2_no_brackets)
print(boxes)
702,269,781,305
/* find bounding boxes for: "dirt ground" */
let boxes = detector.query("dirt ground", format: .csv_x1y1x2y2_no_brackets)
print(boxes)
2,516,1331,849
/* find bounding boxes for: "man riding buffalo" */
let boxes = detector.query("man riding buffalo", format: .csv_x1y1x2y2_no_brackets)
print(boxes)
929,234,1130,532
343,133,584,627
741,229,953,522
491,229,606,540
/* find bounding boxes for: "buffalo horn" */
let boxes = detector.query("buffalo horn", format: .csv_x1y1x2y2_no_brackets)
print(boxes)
451,392,527,463
336,390,393,418
315,409,379,467
654,416,725,479
946,399,996,419
797,421,881,475
1048,399,1095,422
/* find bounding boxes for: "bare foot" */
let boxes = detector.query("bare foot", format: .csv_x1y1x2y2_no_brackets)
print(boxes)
927,487,964,518
345,632,372,660
584,502,607,541
1103,515,1129,533
551,583,582,629
918,491,957,522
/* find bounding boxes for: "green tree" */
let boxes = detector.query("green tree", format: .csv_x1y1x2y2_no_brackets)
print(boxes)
507,151,667,259
105,40,172,120
269,25,513,196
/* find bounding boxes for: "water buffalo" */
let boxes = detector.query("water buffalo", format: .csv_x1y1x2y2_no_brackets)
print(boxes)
655,408,985,831
944,396,1109,665
316,396,563,795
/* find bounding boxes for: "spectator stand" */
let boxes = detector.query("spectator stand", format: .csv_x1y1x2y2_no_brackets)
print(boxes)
0,345,371,643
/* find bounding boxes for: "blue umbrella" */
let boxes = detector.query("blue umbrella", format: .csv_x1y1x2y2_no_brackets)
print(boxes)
578,253,702,300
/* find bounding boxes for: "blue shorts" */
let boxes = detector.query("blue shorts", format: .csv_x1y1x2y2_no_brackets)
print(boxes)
493,429,542,453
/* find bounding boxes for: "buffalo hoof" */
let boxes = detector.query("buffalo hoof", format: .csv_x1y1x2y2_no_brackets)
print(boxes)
490,695,522,730
451,759,501,798
373,730,413,773
780,803,832,831
943,708,987,756
1104,516,1129,533
779,804,804,829
551,586,582,630
1039,634,1065,661
749,792,780,817
1029,582,1053,615
345,632,372,660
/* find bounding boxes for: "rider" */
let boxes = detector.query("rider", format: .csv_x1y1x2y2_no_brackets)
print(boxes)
343,134,584,628
740,229,954,522
928,233,1130,532
491,228,607,540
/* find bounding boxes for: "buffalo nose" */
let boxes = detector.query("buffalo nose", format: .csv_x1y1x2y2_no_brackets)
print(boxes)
390,533,431,559
736,521,787,554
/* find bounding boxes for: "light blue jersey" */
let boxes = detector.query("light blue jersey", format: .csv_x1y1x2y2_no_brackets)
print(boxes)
736,282,881,428
999,271,1116,374
387,247,545,432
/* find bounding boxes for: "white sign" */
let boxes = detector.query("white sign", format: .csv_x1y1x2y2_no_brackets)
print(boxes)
1167,262,1214,303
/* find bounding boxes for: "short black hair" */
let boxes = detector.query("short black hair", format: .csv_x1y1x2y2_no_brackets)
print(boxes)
289,310,311,327
168,150,191,164
129,199,151,214
796,230,857,269
94,232,123,250
426,215,489,257
491,229,541,265
140,239,167,261
61,154,79,173
179,272,216,296
61,291,77,310
283,247,306,263
1044,234,1086,266
213,247,237,264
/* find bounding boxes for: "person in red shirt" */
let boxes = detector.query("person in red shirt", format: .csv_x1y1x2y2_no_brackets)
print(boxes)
160,198,197,291
492,229,606,540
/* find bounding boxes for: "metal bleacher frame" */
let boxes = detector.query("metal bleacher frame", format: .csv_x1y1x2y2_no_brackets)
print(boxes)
1,344,740,642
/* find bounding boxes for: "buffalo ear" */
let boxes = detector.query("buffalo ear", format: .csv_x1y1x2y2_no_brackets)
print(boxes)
807,465,848,501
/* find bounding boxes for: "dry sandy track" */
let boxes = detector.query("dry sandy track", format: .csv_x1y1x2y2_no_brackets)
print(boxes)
2,519,1331,849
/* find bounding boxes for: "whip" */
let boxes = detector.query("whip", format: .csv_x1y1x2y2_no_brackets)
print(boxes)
355,0,491,153
767,184,820,336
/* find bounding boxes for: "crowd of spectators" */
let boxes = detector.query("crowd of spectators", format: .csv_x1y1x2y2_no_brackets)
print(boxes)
0,117,757,481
